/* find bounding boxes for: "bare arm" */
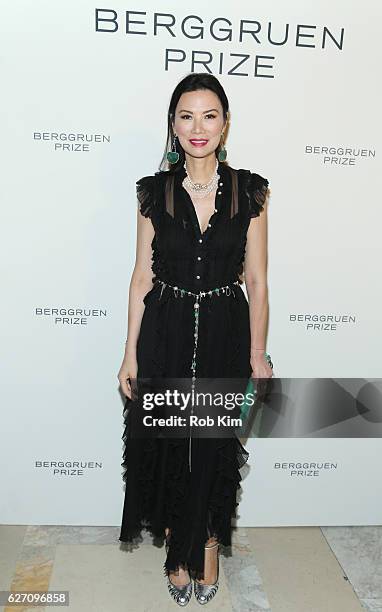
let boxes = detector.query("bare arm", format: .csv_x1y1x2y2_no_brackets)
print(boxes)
125,207,155,354
118,205,155,398
243,193,272,378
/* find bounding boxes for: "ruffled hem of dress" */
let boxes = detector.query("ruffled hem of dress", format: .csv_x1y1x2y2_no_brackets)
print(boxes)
206,436,249,543
119,392,165,544
120,416,249,579
162,436,249,580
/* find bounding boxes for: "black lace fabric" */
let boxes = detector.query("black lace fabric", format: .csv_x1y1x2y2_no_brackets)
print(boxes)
136,174,157,218
243,170,269,218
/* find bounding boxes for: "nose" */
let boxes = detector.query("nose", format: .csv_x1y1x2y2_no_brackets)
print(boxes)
191,118,204,134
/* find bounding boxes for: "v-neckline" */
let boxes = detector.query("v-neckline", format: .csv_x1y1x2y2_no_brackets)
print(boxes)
184,189,219,236
179,162,224,238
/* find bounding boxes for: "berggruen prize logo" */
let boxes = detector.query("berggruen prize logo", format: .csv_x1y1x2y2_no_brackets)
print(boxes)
35,460,103,477
274,461,338,477
95,9,345,77
33,132,111,152
290,313,356,332
35,307,107,326
305,145,375,166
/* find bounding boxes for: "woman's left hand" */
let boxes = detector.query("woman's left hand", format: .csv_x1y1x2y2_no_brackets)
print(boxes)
250,351,273,379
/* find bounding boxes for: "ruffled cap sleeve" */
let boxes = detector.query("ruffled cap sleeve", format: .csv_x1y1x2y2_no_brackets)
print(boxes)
136,174,156,218
244,171,269,218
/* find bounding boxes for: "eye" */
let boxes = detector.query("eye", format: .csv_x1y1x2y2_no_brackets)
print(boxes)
179,113,217,120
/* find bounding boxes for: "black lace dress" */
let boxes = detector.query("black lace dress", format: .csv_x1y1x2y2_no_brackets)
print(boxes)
119,160,269,580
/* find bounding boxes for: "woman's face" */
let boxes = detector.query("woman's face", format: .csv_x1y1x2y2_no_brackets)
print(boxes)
172,89,226,160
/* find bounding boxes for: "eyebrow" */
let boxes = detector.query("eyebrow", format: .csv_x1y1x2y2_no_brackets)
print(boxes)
178,108,220,114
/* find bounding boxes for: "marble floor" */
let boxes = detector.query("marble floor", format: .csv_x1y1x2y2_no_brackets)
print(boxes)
0,525,381,612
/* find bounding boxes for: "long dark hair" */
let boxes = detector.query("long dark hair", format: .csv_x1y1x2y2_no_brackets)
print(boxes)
159,73,229,173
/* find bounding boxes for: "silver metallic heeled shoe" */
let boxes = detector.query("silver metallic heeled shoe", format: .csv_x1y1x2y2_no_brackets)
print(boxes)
194,542,219,605
165,568,193,607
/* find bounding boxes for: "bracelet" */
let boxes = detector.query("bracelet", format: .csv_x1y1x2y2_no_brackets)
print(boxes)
251,347,265,351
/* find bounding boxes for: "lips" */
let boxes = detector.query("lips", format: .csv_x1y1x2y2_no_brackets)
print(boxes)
189,139,209,147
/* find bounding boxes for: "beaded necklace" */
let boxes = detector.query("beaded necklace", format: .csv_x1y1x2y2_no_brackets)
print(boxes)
182,158,219,199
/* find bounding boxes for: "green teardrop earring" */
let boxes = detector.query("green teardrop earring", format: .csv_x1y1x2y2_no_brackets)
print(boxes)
218,133,227,162
167,134,180,164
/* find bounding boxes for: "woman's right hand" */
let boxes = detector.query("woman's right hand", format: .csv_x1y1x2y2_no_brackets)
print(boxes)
118,351,138,400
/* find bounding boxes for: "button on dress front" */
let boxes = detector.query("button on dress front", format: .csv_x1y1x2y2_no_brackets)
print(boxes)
119,160,269,580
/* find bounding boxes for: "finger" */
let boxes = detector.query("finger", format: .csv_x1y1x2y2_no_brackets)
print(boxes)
118,375,129,396
123,379,132,399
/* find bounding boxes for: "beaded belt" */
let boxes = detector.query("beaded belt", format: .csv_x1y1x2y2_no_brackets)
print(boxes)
154,277,240,471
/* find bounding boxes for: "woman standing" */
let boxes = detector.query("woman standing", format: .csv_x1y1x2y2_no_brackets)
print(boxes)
118,72,273,606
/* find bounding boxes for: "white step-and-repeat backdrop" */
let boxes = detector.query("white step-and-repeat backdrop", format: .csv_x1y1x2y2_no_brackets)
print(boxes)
1,1,381,527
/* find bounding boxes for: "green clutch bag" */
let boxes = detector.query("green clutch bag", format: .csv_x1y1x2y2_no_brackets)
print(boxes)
240,352,274,421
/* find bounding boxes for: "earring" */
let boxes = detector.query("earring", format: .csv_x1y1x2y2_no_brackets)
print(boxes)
218,132,227,162
167,134,180,164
